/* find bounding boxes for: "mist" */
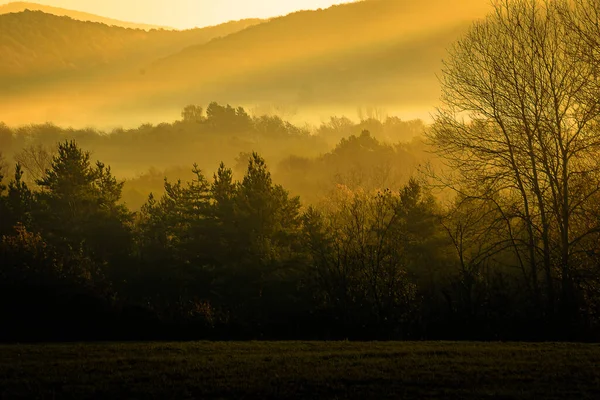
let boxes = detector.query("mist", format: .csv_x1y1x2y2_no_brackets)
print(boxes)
2,1,600,398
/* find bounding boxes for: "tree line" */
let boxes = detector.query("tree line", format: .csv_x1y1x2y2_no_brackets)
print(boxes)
0,137,597,341
0,140,440,340
0,102,428,210
2,0,600,342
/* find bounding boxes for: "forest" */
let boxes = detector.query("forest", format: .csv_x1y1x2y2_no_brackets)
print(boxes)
2,0,600,344
0,103,444,341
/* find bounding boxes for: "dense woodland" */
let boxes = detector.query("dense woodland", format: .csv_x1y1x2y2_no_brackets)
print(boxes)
3,0,600,342
0,136,535,341
0,103,428,208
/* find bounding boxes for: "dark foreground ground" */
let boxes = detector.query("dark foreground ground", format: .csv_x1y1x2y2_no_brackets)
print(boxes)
1,341,599,399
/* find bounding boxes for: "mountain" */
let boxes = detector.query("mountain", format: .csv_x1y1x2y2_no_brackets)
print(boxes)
135,0,491,117
0,2,170,30
0,0,491,127
0,10,262,82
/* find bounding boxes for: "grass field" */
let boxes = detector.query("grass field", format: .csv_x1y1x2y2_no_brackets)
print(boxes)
1,341,599,399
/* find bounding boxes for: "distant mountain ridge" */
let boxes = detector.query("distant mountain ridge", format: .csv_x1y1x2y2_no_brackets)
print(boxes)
0,1,171,30
0,10,263,80
142,0,491,111
0,0,491,127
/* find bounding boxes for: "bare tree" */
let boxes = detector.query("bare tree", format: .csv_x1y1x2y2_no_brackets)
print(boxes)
428,0,600,321
304,186,417,335
14,144,53,187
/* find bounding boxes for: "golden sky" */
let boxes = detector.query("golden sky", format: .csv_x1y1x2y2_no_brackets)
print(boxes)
2,0,351,28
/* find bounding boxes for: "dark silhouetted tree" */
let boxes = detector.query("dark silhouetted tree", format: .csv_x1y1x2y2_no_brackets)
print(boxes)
429,0,600,333
35,141,132,277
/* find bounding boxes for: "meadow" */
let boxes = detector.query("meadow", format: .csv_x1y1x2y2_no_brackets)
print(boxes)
1,341,599,399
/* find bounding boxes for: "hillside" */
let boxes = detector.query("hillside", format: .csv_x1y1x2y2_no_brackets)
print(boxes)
0,1,171,30
142,0,491,112
0,10,262,82
0,0,490,127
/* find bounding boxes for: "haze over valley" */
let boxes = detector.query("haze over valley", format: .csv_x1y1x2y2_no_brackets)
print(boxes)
0,0,490,128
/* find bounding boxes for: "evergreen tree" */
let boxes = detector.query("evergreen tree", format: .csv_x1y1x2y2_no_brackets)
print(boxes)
137,164,214,316
35,141,132,272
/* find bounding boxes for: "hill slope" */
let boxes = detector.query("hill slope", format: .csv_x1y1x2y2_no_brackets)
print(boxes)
135,0,491,116
0,0,490,127
0,1,170,30
0,10,262,81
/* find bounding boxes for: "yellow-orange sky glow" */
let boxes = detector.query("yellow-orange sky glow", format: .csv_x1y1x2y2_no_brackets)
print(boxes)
0,0,352,28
